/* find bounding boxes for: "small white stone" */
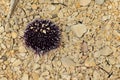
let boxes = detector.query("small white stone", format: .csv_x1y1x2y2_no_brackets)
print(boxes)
19,46,26,53
10,58,16,62
93,71,100,80
41,71,49,76
58,10,63,18
108,56,116,65
61,74,71,80
0,39,2,43
1,43,6,49
45,65,52,71
32,72,39,80
115,64,120,68
61,56,75,67
113,30,120,37
11,32,17,39
23,18,28,22
21,73,28,80
95,0,104,5
31,4,37,10
94,46,112,57
13,66,20,71
12,59,22,66
71,24,87,37
2,65,6,70
80,0,91,6
39,77,45,80
49,5,56,11
102,15,110,21
0,77,7,80
33,63,40,70
108,5,112,9
0,26,4,33
85,57,96,67
19,53,26,57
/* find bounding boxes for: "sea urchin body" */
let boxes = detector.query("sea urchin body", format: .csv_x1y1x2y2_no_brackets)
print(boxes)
24,19,61,54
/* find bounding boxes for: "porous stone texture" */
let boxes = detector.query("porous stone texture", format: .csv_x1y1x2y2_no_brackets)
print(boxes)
0,0,120,80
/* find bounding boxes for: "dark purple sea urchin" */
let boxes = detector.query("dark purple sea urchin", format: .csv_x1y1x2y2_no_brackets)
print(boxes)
24,19,61,55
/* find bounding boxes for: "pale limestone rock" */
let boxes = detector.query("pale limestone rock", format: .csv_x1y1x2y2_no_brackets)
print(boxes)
11,32,17,39
31,4,37,10
0,39,2,43
61,56,75,68
71,24,87,37
49,5,56,11
45,65,52,71
21,73,28,80
61,74,71,80
93,71,100,80
94,46,112,57
19,53,26,57
85,57,96,67
32,72,39,80
113,30,120,39
19,46,26,53
95,0,104,5
0,26,4,33
58,10,63,18
0,77,7,80
10,58,16,63
12,59,22,66
102,15,111,21
39,77,45,80
115,64,120,68
41,71,49,76
103,63,112,72
108,56,116,65
1,43,6,49
80,0,91,6
33,63,40,70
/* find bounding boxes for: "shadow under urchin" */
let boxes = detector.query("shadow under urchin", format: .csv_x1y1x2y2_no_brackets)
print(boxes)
24,19,61,55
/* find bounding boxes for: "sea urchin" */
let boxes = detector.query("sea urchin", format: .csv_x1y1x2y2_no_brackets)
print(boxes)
24,19,61,55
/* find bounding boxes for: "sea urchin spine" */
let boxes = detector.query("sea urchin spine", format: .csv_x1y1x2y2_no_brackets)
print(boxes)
24,19,61,55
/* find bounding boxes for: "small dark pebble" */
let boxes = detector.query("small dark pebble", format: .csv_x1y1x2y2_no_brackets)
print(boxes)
78,21,83,24
0,55,7,61
52,14,58,19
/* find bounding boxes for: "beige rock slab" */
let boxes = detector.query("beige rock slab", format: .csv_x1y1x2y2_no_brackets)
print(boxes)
11,32,17,39
31,4,38,10
61,56,75,68
21,73,28,80
0,26,4,33
94,46,113,57
95,0,104,5
32,72,39,80
39,77,45,80
41,71,49,76
0,77,7,80
19,46,26,53
71,24,87,38
12,59,22,66
93,70,100,80
80,0,91,6
85,57,96,67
